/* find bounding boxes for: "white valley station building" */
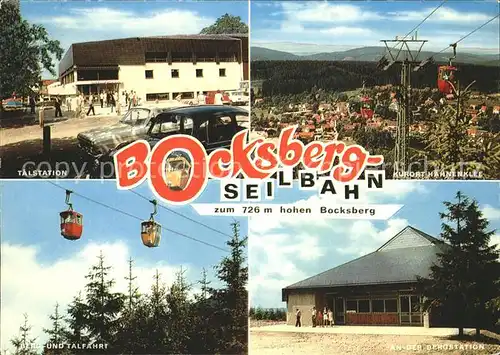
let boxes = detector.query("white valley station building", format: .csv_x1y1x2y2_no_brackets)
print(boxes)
48,34,248,103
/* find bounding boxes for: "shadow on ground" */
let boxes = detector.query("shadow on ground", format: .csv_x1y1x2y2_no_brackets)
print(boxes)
0,137,107,178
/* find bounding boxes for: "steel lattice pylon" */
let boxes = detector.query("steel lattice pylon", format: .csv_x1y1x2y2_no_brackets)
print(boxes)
380,35,427,176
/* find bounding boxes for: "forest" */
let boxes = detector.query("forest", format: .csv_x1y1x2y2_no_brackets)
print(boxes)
9,223,248,355
252,61,499,97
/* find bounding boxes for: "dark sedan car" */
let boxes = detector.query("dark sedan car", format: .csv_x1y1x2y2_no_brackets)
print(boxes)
144,105,249,153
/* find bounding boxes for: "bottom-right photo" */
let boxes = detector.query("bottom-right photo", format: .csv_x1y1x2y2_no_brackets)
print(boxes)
249,181,500,355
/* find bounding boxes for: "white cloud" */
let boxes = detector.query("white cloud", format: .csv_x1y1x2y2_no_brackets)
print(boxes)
482,205,500,221
390,7,493,23
319,27,373,36
0,242,201,355
39,8,213,36
281,3,383,24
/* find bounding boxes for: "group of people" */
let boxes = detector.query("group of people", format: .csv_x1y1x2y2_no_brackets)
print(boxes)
98,91,118,112
124,90,139,109
295,306,334,327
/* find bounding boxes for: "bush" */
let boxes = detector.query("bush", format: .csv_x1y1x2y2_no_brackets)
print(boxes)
249,307,286,321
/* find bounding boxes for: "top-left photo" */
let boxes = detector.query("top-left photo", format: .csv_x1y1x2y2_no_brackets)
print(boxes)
0,0,250,179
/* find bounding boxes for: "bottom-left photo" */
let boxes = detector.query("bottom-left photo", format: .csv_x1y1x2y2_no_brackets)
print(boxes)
0,180,248,355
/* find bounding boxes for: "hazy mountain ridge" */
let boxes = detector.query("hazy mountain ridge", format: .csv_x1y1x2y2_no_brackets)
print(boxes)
252,46,499,65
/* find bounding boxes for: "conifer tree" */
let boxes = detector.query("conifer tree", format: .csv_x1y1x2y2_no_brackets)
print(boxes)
115,258,144,354
10,314,38,355
43,303,69,355
213,222,248,353
166,267,192,354
145,269,170,354
83,250,124,351
420,191,500,336
65,292,89,354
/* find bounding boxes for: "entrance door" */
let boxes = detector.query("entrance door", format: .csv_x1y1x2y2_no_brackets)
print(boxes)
399,295,422,325
334,297,345,325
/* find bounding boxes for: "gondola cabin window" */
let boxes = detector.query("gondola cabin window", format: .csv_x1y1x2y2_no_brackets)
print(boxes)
60,211,83,240
141,221,161,247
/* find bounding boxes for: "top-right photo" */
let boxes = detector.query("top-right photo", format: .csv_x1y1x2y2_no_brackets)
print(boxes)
250,1,499,180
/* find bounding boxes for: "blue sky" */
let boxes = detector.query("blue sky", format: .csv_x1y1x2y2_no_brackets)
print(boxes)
1,180,247,354
248,181,500,308
20,1,249,78
251,1,499,54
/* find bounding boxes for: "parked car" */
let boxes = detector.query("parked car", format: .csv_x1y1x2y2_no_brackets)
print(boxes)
144,105,249,154
77,105,185,163
226,91,249,106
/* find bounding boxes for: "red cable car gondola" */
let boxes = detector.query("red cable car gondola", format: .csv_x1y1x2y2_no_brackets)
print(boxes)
60,190,83,240
437,44,458,95
141,199,161,248
360,96,374,119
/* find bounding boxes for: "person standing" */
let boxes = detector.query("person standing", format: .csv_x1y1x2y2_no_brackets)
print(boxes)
87,94,95,116
29,96,36,114
323,307,328,326
311,307,316,327
317,309,323,327
295,309,302,327
214,90,223,105
128,91,134,110
328,309,334,327
66,96,72,112
100,91,105,108
54,96,63,118
110,92,116,113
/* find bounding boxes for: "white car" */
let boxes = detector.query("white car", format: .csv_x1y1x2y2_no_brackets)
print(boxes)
226,91,249,106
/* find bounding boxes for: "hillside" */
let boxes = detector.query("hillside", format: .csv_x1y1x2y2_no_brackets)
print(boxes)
251,46,500,66
252,61,499,96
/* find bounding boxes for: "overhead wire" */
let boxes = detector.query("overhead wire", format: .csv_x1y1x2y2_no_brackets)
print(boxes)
432,13,500,55
129,189,232,238
47,181,230,253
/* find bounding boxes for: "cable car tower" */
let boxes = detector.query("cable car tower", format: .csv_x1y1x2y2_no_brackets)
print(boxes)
378,33,427,176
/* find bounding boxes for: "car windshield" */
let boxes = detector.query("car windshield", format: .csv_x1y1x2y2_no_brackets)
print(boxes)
120,108,150,126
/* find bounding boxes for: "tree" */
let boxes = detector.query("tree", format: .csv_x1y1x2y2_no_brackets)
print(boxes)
166,267,193,354
10,314,38,355
145,269,170,354
115,258,144,355
65,292,89,353
419,191,500,336
0,0,63,99
200,14,248,34
83,251,124,351
43,303,70,355
212,222,248,353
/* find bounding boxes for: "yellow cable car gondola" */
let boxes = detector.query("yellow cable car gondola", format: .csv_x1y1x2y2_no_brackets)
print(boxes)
141,199,161,248
165,152,192,190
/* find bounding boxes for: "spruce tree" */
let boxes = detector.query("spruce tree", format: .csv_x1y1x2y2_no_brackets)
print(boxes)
213,222,248,354
189,268,218,354
65,292,89,354
166,267,192,354
43,303,69,355
10,314,38,355
115,258,144,354
420,191,500,336
145,269,170,354
83,250,124,351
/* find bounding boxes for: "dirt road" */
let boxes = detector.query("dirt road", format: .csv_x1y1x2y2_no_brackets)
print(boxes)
1,114,119,146
250,322,500,355
0,114,119,178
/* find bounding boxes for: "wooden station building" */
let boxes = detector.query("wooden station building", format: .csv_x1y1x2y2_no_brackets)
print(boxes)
282,226,449,327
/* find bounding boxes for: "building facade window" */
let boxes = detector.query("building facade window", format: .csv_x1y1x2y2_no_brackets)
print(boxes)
146,93,170,101
171,69,179,78
219,68,226,77
145,70,154,79
196,69,203,78
145,52,168,62
358,300,370,313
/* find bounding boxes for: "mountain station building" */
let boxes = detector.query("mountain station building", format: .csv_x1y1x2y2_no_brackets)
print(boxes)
49,34,248,102
282,226,449,327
